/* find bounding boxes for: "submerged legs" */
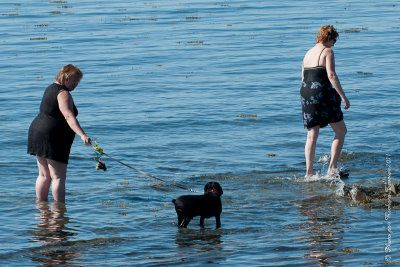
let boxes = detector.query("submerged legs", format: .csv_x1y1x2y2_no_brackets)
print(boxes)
35,156,67,203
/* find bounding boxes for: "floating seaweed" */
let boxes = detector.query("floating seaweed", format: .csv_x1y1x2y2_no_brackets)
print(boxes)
339,248,359,254
50,1,67,3
30,37,47,40
343,184,400,206
356,71,373,76
236,114,257,117
186,16,201,20
35,24,49,27
102,200,132,207
343,27,368,33
187,41,204,44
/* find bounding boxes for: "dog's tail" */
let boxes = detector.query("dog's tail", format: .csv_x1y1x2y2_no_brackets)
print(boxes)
172,199,176,203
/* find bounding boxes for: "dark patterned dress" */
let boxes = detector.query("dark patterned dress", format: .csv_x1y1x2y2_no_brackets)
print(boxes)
300,65,343,129
28,83,78,164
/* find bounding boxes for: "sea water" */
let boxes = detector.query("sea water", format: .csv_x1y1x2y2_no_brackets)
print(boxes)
0,0,399,265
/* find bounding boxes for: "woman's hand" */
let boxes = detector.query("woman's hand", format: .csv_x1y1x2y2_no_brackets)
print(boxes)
342,96,350,110
81,135,92,146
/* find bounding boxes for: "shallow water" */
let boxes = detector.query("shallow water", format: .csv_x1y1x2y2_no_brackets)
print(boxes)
1,0,399,265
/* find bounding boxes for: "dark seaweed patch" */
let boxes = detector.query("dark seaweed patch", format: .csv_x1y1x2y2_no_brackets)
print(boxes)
356,71,373,76
343,27,368,33
30,37,48,40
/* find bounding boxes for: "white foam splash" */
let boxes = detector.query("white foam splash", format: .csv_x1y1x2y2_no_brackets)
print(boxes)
317,154,331,164
335,178,345,197
296,172,345,197
350,186,358,201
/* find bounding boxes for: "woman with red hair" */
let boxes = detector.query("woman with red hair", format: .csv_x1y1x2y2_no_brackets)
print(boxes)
300,25,350,178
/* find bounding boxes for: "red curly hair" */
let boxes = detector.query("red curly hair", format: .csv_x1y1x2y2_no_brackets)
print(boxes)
316,25,339,43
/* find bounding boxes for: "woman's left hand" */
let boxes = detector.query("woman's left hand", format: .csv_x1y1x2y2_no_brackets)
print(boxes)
342,96,350,110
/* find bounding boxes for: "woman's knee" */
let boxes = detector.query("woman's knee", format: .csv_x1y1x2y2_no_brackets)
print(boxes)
36,157,51,179
331,121,347,139
342,125,347,137
337,124,347,139
47,159,68,180
307,126,320,143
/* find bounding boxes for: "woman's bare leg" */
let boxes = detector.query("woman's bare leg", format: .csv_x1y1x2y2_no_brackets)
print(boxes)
305,126,320,177
36,156,51,202
328,120,347,175
47,159,68,203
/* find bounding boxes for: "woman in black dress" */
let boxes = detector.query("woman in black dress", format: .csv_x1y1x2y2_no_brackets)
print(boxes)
28,64,91,202
300,25,350,177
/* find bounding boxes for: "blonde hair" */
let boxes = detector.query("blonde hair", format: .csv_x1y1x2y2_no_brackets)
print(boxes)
55,64,83,85
316,25,339,43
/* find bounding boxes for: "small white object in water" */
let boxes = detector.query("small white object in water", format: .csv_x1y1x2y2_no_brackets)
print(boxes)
335,179,345,197
350,186,358,201
318,154,331,164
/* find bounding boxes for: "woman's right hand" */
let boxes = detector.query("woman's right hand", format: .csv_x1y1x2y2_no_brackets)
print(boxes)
81,135,92,146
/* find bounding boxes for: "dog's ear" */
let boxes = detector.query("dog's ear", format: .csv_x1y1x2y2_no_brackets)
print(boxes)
204,182,212,193
216,182,223,195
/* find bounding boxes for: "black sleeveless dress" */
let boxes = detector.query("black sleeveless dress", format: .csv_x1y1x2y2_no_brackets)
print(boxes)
300,49,343,129
28,83,78,164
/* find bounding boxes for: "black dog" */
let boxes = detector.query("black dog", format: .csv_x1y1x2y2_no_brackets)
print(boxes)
172,182,223,228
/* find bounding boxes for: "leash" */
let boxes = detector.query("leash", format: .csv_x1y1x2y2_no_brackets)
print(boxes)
91,143,198,193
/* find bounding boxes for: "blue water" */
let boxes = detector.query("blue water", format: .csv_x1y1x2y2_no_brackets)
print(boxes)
1,0,399,265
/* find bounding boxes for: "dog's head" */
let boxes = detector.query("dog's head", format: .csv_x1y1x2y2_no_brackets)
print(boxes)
204,182,223,196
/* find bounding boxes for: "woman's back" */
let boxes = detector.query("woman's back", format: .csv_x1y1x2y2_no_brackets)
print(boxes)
303,45,329,68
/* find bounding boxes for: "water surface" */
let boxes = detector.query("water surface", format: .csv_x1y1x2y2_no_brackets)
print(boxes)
0,0,399,265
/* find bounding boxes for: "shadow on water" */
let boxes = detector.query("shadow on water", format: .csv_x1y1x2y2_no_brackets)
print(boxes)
175,227,222,249
29,202,81,265
174,228,224,264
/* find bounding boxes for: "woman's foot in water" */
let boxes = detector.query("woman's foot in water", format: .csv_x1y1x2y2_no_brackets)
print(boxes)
304,171,316,178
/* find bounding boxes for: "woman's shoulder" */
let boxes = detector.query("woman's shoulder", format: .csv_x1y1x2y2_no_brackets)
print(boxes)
319,46,333,56
46,82,62,90
49,82,69,93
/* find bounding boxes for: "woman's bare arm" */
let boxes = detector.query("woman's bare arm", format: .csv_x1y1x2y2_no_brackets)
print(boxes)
325,49,350,109
58,91,91,144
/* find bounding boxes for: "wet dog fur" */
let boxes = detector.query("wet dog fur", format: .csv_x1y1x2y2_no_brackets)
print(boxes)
172,182,223,228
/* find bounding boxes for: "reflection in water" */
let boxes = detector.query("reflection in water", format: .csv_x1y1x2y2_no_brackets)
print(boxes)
175,228,223,259
174,228,224,264
30,202,80,265
298,195,345,265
